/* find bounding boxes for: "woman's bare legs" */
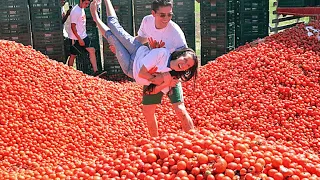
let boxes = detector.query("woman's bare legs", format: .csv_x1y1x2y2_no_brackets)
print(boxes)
104,0,117,17
102,0,142,55
90,0,134,78
142,104,159,137
90,1,110,39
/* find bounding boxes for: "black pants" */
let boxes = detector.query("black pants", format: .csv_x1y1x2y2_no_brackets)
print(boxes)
70,36,92,55
63,37,71,64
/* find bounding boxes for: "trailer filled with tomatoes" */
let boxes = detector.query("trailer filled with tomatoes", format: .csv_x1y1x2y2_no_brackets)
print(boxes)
0,16,319,179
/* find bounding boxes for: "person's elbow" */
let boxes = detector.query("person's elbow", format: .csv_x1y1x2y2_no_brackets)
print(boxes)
71,24,76,31
138,66,149,79
138,71,147,79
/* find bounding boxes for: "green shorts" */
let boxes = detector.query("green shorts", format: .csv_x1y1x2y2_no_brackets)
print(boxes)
142,82,184,105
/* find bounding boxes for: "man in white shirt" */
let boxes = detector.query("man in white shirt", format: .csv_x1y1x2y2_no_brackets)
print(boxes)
69,0,99,75
136,7,187,53
135,0,195,137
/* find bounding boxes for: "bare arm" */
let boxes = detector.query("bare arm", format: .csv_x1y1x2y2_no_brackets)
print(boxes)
139,66,177,94
71,23,80,40
151,82,170,94
149,77,179,94
138,65,170,86
138,65,159,82
71,23,85,46
135,36,148,45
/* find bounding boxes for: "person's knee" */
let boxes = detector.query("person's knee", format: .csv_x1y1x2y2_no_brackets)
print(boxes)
173,102,186,110
142,105,156,116
107,16,118,27
86,47,95,54
142,106,151,115
173,102,187,115
68,56,75,66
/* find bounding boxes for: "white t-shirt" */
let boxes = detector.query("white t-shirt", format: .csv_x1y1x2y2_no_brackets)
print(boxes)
138,15,187,53
69,5,87,40
61,7,72,38
133,46,172,93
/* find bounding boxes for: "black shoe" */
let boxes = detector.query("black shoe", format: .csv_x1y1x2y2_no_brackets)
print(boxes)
93,71,107,77
92,71,101,77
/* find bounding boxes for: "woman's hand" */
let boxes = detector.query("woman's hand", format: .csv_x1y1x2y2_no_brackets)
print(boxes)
163,74,179,87
168,78,179,87
151,72,178,87
161,72,172,83
161,72,179,88
148,75,178,94
149,73,164,85
150,72,171,85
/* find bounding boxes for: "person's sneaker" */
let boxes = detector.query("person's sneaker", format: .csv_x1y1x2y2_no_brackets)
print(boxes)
92,71,107,77
92,71,101,77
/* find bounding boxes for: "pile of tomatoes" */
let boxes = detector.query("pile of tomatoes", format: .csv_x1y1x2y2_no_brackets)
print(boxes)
0,21,319,179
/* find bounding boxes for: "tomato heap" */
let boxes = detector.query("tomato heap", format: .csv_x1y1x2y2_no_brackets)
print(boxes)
186,22,320,154
89,129,319,180
0,21,319,179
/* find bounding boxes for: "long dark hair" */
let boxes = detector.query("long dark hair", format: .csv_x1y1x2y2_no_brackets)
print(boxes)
144,48,198,94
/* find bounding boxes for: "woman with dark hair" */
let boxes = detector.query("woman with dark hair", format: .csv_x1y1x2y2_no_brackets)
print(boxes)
90,0,198,136
144,48,198,94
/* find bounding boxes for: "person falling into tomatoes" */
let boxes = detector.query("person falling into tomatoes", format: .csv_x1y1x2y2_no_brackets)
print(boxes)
90,0,198,137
